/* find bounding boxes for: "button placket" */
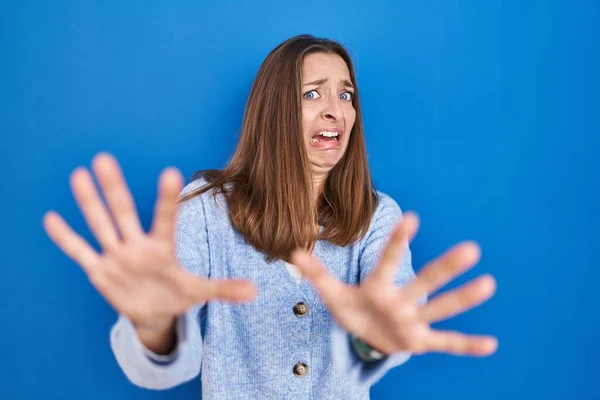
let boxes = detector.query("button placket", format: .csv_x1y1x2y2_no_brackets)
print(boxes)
290,300,310,380
293,361,308,377
293,301,309,317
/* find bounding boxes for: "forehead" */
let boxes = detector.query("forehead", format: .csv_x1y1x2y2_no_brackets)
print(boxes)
302,52,351,80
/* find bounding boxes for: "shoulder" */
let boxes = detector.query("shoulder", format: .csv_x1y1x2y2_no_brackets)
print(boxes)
180,176,210,198
372,190,404,223
177,177,219,217
358,190,406,244
178,176,231,222
179,176,227,205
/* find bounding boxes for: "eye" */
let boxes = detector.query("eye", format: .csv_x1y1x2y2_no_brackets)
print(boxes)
303,90,320,100
340,91,354,101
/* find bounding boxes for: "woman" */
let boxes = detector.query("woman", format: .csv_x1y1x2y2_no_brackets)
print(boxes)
43,34,497,399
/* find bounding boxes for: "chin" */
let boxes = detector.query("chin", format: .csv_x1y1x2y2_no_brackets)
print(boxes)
307,148,347,173
310,159,341,173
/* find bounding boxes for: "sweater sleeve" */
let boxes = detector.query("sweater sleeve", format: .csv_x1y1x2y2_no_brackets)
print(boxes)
331,193,426,389
109,180,210,390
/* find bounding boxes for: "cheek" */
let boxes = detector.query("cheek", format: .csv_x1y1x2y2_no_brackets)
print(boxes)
301,106,318,136
345,108,356,135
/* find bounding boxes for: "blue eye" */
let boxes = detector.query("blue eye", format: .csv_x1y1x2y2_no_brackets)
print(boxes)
303,90,320,100
340,91,354,101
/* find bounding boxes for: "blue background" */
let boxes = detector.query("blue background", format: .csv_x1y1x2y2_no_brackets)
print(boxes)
1,1,598,399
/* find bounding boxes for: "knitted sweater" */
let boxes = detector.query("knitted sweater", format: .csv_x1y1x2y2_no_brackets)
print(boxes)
284,261,303,284
109,178,418,399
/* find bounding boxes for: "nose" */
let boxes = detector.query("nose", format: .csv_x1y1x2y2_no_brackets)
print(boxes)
320,95,344,122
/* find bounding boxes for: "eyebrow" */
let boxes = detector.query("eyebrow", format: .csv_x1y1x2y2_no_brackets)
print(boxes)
302,78,354,89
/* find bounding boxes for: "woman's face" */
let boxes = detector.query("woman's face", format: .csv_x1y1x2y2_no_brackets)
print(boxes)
301,52,356,176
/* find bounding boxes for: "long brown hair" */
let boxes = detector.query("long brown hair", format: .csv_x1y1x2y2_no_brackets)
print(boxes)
179,34,379,262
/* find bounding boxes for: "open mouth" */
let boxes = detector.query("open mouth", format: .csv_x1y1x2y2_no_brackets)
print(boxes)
310,131,341,144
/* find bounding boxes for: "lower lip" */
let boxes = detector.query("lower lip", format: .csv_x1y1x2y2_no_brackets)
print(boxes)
310,137,342,149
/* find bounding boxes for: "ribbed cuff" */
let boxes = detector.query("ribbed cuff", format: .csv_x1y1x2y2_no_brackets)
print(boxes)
143,316,187,366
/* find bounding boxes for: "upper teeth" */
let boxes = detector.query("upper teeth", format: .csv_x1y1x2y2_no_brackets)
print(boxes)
317,131,339,137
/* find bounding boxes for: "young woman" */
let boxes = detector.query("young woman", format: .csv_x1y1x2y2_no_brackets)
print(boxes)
43,34,497,399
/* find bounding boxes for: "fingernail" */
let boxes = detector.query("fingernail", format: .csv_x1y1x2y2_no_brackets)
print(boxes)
482,275,497,294
485,338,498,353
463,242,481,262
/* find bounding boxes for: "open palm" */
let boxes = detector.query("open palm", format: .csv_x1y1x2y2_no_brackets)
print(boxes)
43,153,256,333
291,212,498,357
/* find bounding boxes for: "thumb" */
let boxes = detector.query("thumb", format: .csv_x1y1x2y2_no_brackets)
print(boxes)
290,250,346,304
290,250,320,276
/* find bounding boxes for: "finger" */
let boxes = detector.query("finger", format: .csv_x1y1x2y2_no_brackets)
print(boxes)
402,241,481,301
290,250,348,309
151,167,184,241
367,212,419,284
197,279,258,303
367,212,419,285
421,274,496,323
43,211,101,275
424,330,498,357
170,268,257,304
44,212,134,312
70,167,120,251
92,153,144,240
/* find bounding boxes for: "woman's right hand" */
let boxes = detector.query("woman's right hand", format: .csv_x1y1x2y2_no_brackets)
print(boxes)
43,153,257,335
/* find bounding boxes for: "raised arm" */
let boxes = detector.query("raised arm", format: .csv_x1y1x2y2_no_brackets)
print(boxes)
43,153,256,389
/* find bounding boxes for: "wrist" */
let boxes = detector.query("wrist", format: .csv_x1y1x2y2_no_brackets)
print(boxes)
350,334,386,362
134,317,177,334
134,317,178,355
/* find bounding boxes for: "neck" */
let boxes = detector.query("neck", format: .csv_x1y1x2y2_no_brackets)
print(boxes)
312,172,328,203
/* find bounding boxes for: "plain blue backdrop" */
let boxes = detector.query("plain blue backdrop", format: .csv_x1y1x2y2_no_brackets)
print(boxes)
1,1,598,399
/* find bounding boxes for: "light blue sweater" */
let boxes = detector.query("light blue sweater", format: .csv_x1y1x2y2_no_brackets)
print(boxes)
109,178,418,399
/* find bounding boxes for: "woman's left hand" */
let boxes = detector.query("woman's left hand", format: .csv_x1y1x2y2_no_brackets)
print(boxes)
290,212,498,358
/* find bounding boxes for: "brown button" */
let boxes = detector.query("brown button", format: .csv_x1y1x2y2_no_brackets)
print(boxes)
293,362,308,377
293,302,309,317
